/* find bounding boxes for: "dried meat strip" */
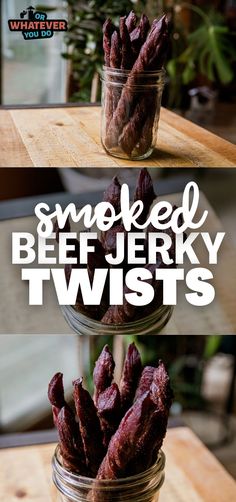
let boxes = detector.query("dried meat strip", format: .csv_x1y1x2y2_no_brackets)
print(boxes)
126,10,137,33
103,18,114,67
120,16,133,70
106,29,121,130
105,15,169,149
128,361,172,474
133,168,156,226
118,93,153,156
97,383,121,448
130,14,150,59
73,378,105,476
48,372,71,426
93,345,115,406
57,406,87,475
97,391,156,480
135,366,155,400
120,343,142,412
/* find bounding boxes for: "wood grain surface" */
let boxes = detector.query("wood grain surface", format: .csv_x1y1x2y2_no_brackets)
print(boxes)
0,106,235,167
0,428,236,502
0,192,235,335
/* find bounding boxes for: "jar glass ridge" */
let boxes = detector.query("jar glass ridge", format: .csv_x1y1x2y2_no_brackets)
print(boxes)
52,445,165,502
61,304,173,336
101,66,166,161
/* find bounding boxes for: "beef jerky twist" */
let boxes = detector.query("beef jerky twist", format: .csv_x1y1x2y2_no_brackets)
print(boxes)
130,14,150,59
103,175,121,218
133,168,156,226
102,169,155,259
110,31,121,69
101,302,130,325
97,383,121,449
125,10,137,33
105,31,121,132
105,15,169,149
136,99,157,157
54,217,71,244
73,378,105,476
120,343,142,412
48,372,67,409
100,176,124,257
136,33,169,157
48,372,70,426
120,16,132,70
103,18,114,67
126,361,172,475
57,407,87,475
151,360,173,411
135,28,169,155
149,361,173,465
118,57,166,156
97,391,156,480
118,90,155,155
135,366,155,400
93,344,115,406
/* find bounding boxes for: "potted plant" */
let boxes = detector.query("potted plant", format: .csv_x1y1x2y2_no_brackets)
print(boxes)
166,2,236,110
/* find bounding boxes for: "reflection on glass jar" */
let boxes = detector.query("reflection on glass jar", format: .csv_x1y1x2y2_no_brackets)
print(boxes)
101,67,165,161
61,304,173,336
52,445,165,502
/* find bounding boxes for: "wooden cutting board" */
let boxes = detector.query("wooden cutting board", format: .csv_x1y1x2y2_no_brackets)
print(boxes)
1,106,236,167
0,428,236,502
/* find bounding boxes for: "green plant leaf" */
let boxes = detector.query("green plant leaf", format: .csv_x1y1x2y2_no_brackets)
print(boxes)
203,336,222,360
208,25,234,84
182,61,196,85
199,46,210,76
166,59,177,79
206,53,215,81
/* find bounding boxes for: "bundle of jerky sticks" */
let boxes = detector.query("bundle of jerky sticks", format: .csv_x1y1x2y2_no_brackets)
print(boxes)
48,343,172,481
54,168,183,324
103,11,170,157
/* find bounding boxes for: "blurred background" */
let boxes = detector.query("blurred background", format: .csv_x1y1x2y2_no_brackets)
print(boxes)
0,0,236,142
0,334,236,479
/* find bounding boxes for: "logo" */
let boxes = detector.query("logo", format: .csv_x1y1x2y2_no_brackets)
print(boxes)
8,5,67,40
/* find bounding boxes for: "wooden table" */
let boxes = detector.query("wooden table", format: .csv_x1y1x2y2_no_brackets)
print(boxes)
0,191,235,335
1,106,236,167
0,427,236,501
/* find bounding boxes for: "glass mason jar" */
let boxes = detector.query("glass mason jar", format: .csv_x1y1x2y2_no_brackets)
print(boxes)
61,304,173,336
101,67,165,161
52,445,165,502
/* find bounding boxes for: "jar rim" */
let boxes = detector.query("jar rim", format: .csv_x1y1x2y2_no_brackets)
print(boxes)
62,303,173,330
100,66,166,89
53,444,165,487
101,65,166,77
